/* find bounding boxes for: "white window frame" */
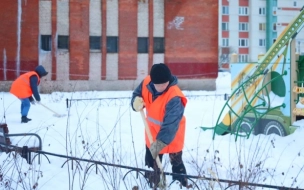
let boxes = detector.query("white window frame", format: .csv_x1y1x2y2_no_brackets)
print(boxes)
273,7,277,15
259,23,266,31
222,38,229,47
239,39,249,47
239,7,249,15
222,6,229,15
239,23,249,31
259,7,266,15
259,39,266,47
222,22,229,31
239,54,249,63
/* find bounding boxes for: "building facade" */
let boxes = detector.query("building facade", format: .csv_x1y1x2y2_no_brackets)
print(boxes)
219,0,304,66
0,0,218,92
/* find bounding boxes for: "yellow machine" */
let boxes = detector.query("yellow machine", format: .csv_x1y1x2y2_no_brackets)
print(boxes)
202,7,304,140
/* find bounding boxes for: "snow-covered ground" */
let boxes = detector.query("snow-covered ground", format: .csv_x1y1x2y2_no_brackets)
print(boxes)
0,72,303,190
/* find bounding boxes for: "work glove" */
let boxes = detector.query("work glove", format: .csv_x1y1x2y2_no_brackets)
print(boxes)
133,96,144,111
31,100,41,105
149,140,167,159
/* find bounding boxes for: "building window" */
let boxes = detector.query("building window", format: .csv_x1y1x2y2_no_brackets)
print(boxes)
273,23,277,31
154,37,165,53
239,7,249,15
58,35,69,50
41,35,52,51
239,39,249,47
294,1,297,6
259,39,266,47
239,23,248,31
107,36,118,53
222,22,229,31
222,6,229,15
239,54,249,62
259,23,266,31
273,7,277,15
259,7,266,15
90,36,101,50
138,37,149,53
222,38,229,47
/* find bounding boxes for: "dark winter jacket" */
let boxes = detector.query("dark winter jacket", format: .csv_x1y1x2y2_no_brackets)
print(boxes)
131,75,185,145
29,65,48,101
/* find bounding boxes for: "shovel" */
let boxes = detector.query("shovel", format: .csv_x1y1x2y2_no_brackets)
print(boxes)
40,103,66,117
140,110,166,189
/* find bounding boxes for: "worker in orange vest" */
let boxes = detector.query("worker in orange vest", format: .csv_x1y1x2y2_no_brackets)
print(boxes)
131,63,188,187
10,65,48,123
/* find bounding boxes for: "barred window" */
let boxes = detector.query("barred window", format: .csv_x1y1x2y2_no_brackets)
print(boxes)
107,36,118,53
138,37,149,53
58,35,69,50
154,37,165,53
41,35,52,51
90,36,101,50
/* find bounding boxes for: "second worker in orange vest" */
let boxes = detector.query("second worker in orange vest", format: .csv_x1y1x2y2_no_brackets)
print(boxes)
10,65,48,123
131,63,188,188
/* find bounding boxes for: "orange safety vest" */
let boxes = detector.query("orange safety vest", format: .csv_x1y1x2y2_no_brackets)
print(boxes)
142,76,187,154
10,71,40,99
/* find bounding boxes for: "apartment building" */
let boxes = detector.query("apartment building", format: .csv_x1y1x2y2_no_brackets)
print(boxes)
219,0,304,65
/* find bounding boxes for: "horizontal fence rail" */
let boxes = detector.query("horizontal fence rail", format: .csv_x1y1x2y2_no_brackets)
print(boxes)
2,145,301,190
65,94,231,108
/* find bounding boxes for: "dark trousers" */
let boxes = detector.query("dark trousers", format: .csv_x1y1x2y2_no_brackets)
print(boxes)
145,146,188,186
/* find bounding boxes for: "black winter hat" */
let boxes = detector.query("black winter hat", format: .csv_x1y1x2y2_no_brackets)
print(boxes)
150,63,171,84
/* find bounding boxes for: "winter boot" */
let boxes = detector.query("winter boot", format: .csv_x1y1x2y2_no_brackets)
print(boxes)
21,116,32,123
170,151,188,187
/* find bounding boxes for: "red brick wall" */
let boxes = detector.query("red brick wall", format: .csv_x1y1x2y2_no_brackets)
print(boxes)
52,0,57,80
0,0,39,80
148,0,154,72
20,0,39,74
118,0,138,80
239,0,249,6
165,0,218,79
101,0,107,80
0,0,18,80
69,0,90,80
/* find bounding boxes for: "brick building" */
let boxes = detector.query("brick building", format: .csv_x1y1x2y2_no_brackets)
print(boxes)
0,0,218,92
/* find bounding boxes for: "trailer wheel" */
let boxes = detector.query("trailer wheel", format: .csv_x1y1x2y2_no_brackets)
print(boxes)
234,118,255,135
263,121,286,136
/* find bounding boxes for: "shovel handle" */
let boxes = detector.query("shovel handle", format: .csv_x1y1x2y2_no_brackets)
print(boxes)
140,110,163,171
40,103,61,116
